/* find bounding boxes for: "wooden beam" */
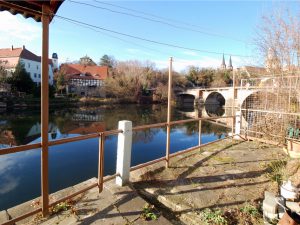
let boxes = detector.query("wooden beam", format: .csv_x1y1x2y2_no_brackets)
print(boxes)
41,4,50,217
166,57,173,168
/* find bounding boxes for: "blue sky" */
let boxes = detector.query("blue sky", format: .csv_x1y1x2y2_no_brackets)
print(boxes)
0,1,299,71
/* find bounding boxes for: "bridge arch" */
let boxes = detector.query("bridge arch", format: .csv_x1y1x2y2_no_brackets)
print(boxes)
241,91,278,123
205,92,226,106
177,93,196,107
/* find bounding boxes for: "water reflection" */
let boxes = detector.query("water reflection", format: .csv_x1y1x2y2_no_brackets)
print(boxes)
0,105,229,210
205,104,225,117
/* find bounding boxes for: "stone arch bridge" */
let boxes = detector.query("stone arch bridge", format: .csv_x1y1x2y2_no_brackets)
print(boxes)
177,87,258,108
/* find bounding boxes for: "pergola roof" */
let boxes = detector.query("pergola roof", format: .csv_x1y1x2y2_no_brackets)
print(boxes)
0,0,64,22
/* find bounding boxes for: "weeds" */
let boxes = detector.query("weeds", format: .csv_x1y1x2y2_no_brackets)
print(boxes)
200,208,228,225
240,203,259,217
266,160,287,185
141,204,159,221
51,202,71,214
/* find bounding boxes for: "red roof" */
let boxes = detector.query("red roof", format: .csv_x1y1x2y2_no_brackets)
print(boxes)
0,47,53,65
60,64,108,80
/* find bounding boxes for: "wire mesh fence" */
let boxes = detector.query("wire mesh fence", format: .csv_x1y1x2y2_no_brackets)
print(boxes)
240,75,300,144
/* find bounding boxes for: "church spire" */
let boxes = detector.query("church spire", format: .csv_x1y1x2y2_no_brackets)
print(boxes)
228,56,233,71
221,54,226,70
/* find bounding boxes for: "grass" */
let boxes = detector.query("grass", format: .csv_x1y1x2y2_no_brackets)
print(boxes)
265,159,287,185
200,208,228,225
240,203,259,217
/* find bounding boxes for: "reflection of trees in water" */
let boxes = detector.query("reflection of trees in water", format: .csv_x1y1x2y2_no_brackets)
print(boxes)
178,120,228,137
0,105,191,145
202,121,228,137
133,128,160,144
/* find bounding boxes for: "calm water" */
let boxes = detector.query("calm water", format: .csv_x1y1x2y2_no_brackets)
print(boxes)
0,104,228,210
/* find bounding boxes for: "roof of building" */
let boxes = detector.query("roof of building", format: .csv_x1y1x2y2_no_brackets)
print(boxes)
60,64,108,80
238,66,267,77
0,46,53,66
0,1,64,22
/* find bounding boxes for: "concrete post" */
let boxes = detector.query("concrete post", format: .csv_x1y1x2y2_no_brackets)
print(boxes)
234,110,241,139
116,120,132,186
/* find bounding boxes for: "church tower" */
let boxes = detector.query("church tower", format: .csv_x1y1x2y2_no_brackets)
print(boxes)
52,53,58,71
228,56,233,71
221,54,226,70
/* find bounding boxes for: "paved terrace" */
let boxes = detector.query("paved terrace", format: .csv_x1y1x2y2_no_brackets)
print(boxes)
131,139,286,224
0,139,286,225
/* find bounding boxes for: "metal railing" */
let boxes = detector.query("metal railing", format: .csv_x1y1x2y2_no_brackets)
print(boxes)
0,115,235,225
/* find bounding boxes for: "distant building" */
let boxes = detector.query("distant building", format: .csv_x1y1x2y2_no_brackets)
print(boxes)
79,55,96,66
220,54,226,70
220,54,234,71
235,66,267,77
228,56,233,71
0,45,56,85
52,53,59,71
60,63,108,97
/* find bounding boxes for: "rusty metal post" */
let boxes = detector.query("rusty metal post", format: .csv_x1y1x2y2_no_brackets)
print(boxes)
41,4,50,217
231,71,236,138
98,133,105,193
198,120,202,146
166,57,173,168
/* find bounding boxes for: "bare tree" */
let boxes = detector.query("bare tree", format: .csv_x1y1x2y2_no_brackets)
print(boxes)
255,8,300,74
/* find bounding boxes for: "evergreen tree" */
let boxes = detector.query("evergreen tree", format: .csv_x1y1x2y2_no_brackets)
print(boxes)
99,54,115,68
8,62,34,94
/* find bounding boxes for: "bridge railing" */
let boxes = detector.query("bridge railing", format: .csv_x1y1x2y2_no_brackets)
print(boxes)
0,115,236,225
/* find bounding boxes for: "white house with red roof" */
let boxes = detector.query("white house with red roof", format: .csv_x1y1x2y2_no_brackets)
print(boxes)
60,63,108,97
0,45,56,85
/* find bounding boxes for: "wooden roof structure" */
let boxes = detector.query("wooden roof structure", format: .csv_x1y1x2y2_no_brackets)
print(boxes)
0,0,64,22
0,0,65,218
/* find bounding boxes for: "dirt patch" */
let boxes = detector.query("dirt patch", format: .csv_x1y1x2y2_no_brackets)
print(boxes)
131,139,287,224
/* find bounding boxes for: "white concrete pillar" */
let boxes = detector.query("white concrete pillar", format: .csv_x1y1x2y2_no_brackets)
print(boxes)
116,120,132,186
234,110,241,139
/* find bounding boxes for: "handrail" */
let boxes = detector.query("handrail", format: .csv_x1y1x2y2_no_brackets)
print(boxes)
0,115,235,225
0,143,41,156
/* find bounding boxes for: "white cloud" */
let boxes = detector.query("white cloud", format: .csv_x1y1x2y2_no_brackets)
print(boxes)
0,12,41,46
182,50,199,57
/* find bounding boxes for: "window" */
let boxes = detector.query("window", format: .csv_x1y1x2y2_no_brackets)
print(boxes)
34,73,37,78
38,74,41,78
36,65,39,70
28,63,30,68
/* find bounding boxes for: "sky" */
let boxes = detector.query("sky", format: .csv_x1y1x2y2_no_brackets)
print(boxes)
0,1,299,72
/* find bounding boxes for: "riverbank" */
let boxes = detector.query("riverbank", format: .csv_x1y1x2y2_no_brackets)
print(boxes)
0,96,169,110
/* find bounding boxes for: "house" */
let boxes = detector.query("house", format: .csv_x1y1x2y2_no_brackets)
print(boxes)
236,66,267,77
60,63,108,97
0,45,57,85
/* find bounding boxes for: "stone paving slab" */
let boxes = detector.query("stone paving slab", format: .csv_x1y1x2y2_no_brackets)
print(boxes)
1,178,173,225
131,139,288,225
0,211,8,224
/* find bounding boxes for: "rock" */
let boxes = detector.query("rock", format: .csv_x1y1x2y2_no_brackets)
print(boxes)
263,192,278,214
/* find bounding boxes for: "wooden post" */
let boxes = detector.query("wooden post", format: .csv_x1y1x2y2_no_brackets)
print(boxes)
98,133,105,192
41,4,50,217
166,57,173,168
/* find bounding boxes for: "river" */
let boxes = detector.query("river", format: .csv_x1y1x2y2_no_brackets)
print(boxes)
0,104,229,210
